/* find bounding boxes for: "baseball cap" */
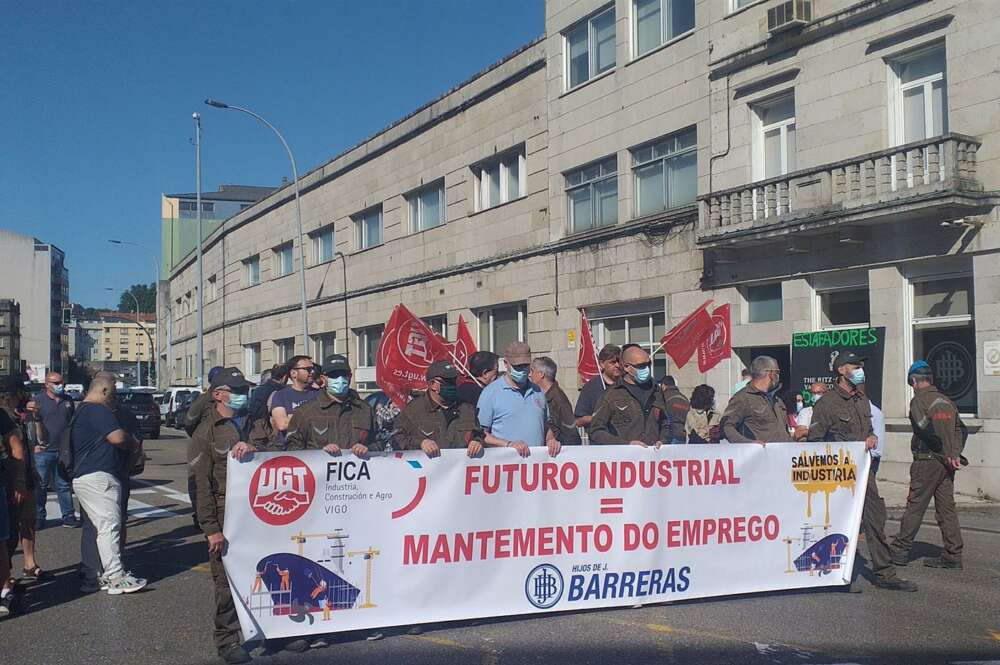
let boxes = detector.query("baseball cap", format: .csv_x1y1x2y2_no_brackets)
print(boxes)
207,366,225,383
504,341,531,365
322,354,352,375
907,360,933,377
426,360,459,382
833,350,867,369
209,367,249,390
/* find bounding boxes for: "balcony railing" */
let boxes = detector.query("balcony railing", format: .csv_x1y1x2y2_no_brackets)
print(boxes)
698,133,984,240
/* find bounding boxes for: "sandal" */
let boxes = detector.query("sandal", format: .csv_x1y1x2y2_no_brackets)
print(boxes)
21,566,47,582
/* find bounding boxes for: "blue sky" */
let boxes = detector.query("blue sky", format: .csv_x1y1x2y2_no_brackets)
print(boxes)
0,1,542,308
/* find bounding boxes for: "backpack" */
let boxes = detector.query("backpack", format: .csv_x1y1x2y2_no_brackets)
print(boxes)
57,403,89,482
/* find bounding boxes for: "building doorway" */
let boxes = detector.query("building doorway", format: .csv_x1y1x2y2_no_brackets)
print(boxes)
735,345,791,393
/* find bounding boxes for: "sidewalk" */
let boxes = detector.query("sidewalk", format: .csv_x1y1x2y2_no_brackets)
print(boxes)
879,477,1000,534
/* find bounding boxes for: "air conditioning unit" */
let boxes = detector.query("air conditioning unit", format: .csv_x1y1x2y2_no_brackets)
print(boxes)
768,0,812,34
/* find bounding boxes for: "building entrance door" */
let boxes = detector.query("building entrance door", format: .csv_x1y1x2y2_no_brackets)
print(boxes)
736,345,791,394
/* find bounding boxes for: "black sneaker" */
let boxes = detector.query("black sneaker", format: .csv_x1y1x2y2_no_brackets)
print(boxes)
219,645,251,664
62,516,81,529
872,577,918,592
890,550,909,566
923,557,963,570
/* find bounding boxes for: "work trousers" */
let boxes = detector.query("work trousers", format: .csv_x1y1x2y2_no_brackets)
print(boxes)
892,458,963,561
860,465,897,581
209,504,241,652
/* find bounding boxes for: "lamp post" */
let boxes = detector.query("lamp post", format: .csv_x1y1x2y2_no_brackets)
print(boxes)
204,98,309,352
193,112,205,391
108,239,160,387
106,288,154,386
334,251,349,363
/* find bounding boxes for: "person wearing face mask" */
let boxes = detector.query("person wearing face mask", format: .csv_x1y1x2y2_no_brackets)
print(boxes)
719,355,790,445
529,356,581,446
276,355,373,458
32,370,78,528
589,345,661,447
807,350,916,592
477,342,560,459
395,361,485,458
793,382,828,442
189,367,253,664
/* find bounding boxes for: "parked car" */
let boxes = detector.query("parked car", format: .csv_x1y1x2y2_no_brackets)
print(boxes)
172,392,201,432
116,390,162,439
162,387,200,427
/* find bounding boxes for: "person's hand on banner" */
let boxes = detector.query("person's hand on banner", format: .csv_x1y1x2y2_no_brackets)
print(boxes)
507,441,530,458
629,440,649,448
755,441,767,447
546,438,561,458
865,435,877,450
207,532,225,555
324,443,342,456
654,440,663,449
231,441,255,461
351,443,369,458
420,439,441,458
466,440,483,458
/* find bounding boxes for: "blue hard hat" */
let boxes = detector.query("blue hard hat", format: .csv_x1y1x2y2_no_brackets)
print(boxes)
907,360,932,376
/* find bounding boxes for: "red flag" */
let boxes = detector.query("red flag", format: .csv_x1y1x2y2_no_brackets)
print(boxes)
697,304,732,373
453,315,478,379
660,300,714,369
376,305,452,408
578,309,600,384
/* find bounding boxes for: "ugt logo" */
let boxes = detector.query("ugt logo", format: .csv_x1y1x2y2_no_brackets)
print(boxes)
248,456,316,526
525,564,564,609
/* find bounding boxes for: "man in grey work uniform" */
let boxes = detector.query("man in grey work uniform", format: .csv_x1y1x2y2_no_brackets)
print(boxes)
808,350,917,592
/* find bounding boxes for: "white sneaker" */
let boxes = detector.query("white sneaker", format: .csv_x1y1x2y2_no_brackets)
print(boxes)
80,576,109,593
106,573,147,595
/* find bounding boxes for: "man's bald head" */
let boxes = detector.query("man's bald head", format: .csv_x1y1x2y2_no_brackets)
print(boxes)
622,346,650,367
45,371,62,384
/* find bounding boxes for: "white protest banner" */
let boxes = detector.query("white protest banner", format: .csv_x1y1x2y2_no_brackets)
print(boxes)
223,443,869,641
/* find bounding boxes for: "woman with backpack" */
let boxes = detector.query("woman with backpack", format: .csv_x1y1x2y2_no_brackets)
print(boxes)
685,384,721,444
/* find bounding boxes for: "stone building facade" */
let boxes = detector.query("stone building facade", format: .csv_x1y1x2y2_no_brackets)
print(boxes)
165,0,1000,496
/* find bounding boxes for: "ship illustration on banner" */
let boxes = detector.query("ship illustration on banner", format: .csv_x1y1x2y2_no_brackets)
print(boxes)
782,523,849,576
244,529,381,623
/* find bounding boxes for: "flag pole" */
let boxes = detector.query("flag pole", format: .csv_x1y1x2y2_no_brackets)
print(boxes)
447,349,484,388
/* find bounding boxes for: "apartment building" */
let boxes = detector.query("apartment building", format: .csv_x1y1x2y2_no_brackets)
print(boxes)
0,300,22,377
165,0,1000,496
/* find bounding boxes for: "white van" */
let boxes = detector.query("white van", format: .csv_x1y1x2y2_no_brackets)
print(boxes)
162,386,201,428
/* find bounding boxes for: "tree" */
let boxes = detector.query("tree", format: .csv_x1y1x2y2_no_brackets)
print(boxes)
117,283,156,314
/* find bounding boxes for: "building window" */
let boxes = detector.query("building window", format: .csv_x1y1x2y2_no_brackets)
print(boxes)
566,156,618,233
243,255,261,287
477,304,526,354
890,46,947,144
819,288,870,329
311,226,335,264
353,207,382,250
179,200,215,213
565,6,616,90
274,243,294,278
747,283,783,323
730,0,758,11
408,181,445,232
474,148,526,211
312,333,337,364
753,94,796,180
422,316,448,338
632,126,697,217
912,275,976,414
274,338,295,364
357,326,384,368
633,0,694,57
207,275,217,302
590,309,667,379
244,343,261,376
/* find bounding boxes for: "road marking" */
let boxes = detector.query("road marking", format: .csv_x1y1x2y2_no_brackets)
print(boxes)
133,479,192,504
130,488,158,494
987,630,1000,642
191,563,210,573
127,498,182,518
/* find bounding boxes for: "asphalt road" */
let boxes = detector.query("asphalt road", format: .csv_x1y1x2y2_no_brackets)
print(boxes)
4,428,999,665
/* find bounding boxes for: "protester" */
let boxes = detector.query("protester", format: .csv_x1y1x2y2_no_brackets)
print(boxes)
1,378,44,588
589,345,660,447
654,375,690,444
32,371,78,528
573,344,621,428
890,360,964,570
0,405,16,618
456,351,498,408
685,384,721,444
477,341,559,458
793,382,828,441
719,355,789,445
270,356,320,443
870,399,886,474
280,355,373,456
807,350,916,592
183,366,225,436
189,367,252,664
529,356,580,446
244,363,289,443
732,368,752,394
99,373,143,559
395,361,485,457
72,374,146,595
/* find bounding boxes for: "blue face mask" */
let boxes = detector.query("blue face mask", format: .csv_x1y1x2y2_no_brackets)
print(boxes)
326,376,350,396
51,384,64,395
507,365,529,385
849,368,866,386
226,393,248,411
634,366,652,385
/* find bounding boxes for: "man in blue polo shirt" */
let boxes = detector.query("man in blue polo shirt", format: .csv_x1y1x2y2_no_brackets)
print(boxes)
477,341,560,458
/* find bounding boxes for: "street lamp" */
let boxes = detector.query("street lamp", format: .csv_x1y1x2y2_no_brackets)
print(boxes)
105,288,154,386
108,239,160,386
193,112,205,391
204,98,309,352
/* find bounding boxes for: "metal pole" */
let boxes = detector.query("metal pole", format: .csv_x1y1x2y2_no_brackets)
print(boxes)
194,113,205,390
108,240,160,386
204,99,309,351
335,251,348,363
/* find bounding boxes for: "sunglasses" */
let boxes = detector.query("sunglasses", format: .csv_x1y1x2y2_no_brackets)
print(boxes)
626,362,652,370
292,365,317,372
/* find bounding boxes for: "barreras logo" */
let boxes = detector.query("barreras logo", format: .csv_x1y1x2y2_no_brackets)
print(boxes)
249,456,316,526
